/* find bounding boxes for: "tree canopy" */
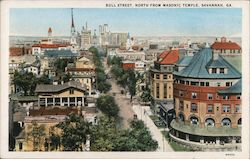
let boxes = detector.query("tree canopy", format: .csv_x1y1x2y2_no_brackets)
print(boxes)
96,95,119,118
56,113,90,151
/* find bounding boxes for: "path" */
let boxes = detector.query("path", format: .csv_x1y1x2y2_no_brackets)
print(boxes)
133,105,174,152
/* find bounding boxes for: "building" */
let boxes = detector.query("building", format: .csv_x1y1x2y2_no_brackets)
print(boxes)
65,56,96,93
122,61,135,70
150,49,179,125
211,37,241,55
44,50,78,58
81,22,92,50
109,32,128,46
35,81,86,107
99,24,110,46
170,45,241,151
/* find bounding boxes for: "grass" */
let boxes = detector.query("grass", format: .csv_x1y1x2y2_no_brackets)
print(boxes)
161,131,192,151
149,115,166,128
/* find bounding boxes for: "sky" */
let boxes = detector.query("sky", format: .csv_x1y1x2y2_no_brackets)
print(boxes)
10,8,242,37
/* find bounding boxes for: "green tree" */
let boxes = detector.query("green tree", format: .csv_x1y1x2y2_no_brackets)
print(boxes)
140,87,153,103
37,74,51,84
126,69,137,102
90,116,118,151
56,113,90,151
96,95,119,118
13,71,37,95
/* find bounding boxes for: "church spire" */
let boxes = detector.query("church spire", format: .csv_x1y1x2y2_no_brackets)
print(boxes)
71,8,75,28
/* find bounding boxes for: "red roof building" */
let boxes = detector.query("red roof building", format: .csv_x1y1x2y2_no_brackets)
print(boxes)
122,61,135,70
156,49,179,65
211,37,241,55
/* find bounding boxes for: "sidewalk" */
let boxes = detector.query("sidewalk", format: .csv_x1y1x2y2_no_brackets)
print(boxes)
132,105,173,152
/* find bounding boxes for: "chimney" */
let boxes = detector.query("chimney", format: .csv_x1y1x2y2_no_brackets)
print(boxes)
212,50,219,60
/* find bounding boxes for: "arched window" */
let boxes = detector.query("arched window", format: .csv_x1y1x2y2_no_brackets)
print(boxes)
178,113,185,122
221,118,231,126
205,118,215,127
190,116,199,125
238,118,242,126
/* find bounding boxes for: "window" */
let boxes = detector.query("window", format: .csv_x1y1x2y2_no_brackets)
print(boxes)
200,82,204,86
223,95,229,100
222,105,231,113
205,118,215,127
168,75,171,79
236,95,241,100
164,84,167,98
217,82,221,87
70,89,74,94
156,74,160,79
235,105,241,113
226,82,232,87
179,91,184,97
206,82,209,86
220,68,224,74
191,92,197,99
207,105,214,113
180,80,185,84
191,103,197,112
190,116,199,125
179,101,184,111
186,81,190,85
156,83,160,98
221,118,231,126
207,93,213,100
163,74,168,79
238,118,242,126
212,68,217,73
179,113,185,122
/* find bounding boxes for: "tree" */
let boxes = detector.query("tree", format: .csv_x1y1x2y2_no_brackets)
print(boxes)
27,122,46,151
90,116,118,151
56,113,90,151
13,71,37,95
140,87,153,103
126,69,137,102
90,117,158,151
96,95,119,118
37,74,51,84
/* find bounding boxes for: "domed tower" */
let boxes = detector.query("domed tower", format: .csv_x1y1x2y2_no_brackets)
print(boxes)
170,45,242,151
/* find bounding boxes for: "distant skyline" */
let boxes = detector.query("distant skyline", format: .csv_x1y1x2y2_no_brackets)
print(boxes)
10,8,242,37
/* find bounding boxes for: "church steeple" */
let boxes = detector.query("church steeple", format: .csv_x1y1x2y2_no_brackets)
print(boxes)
71,8,76,34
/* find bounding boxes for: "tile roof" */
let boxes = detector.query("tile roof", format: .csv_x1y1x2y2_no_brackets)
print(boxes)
218,79,242,94
29,107,78,116
174,48,241,79
211,42,241,50
156,49,179,65
35,81,86,93
44,50,78,57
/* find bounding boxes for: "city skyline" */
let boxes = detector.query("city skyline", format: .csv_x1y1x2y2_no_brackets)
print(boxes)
10,8,242,37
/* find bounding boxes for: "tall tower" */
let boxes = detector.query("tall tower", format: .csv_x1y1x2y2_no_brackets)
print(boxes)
48,27,52,44
70,8,77,53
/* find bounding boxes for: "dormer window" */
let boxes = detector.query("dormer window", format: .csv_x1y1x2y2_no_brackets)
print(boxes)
212,68,217,73
220,68,224,74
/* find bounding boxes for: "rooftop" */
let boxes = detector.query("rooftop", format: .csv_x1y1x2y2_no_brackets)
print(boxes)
218,79,242,94
35,81,86,93
44,50,78,58
32,43,69,48
171,120,241,137
211,41,241,50
156,49,179,65
174,48,241,79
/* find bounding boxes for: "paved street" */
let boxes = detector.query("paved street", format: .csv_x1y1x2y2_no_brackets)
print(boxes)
133,105,173,152
108,78,135,128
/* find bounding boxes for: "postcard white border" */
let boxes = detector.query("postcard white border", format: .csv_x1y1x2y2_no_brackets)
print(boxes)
1,0,249,159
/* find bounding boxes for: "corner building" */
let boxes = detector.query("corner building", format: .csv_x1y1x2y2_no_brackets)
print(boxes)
170,46,241,151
